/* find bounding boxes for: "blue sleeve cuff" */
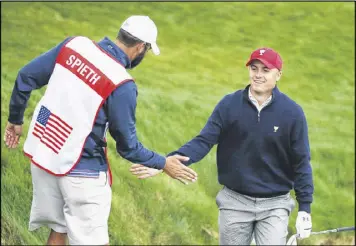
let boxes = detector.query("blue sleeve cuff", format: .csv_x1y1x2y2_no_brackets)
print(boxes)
298,202,311,213
166,151,176,157
155,154,166,169
8,106,26,125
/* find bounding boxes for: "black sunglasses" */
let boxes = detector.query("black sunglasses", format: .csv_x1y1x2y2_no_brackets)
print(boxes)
144,42,151,51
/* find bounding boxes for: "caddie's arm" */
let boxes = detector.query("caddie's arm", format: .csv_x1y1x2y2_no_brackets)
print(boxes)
129,95,228,180
8,37,72,125
290,106,314,213
106,81,166,170
4,37,73,149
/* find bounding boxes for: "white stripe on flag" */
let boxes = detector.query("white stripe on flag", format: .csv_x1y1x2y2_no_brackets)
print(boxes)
46,123,68,139
48,116,72,134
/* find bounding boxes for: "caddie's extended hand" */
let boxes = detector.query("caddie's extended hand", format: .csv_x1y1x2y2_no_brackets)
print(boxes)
296,211,312,239
163,155,198,185
4,122,23,149
130,164,163,179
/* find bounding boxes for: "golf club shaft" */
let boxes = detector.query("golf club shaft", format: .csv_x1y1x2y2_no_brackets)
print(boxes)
311,226,355,236
337,226,355,232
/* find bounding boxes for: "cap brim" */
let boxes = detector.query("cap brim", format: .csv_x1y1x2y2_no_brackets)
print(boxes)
246,58,275,69
151,43,160,55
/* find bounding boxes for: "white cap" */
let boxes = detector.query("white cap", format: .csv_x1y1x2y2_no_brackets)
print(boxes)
121,15,160,55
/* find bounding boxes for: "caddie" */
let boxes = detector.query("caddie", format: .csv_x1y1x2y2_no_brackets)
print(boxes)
4,15,197,245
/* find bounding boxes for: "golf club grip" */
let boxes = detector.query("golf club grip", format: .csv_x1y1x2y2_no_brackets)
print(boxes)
337,226,355,232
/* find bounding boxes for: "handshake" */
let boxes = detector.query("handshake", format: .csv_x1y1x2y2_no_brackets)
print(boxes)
130,155,198,185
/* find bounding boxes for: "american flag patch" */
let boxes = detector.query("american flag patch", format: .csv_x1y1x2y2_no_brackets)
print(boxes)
32,106,73,154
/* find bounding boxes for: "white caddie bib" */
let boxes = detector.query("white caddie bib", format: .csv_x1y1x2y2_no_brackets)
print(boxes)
23,36,133,179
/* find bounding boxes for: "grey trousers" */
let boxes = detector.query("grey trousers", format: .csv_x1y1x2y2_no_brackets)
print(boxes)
216,186,295,245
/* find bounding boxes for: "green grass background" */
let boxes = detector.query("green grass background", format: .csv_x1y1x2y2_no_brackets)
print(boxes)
1,2,355,245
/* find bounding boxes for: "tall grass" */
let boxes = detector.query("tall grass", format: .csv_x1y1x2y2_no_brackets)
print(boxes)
1,2,354,245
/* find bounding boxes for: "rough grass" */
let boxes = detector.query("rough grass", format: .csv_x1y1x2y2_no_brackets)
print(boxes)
1,2,355,245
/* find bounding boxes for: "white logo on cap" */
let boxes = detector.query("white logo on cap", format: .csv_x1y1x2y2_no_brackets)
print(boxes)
259,49,266,56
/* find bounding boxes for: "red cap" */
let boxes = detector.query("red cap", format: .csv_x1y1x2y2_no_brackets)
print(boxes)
246,48,283,70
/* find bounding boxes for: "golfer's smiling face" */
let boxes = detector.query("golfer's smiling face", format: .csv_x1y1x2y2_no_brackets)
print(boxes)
248,60,281,94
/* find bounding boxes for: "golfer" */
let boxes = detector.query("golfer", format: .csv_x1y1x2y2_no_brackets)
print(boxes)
131,48,314,245
4,15,197,245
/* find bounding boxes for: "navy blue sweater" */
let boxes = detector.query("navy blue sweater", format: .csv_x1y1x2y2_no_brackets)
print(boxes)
8,37,166,172
169,85,314,212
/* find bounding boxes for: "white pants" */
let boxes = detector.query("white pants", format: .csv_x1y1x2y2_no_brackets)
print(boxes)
29,163,112,245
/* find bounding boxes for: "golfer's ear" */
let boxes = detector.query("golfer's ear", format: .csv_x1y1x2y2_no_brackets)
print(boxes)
277,70,282,82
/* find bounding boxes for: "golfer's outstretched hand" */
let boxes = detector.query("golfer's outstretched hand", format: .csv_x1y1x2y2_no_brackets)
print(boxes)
130,164,163,179
163,155,198,185
4,122,23,149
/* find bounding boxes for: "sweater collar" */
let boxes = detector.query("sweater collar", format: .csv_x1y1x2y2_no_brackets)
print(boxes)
97,37,131,69
243,84,281,103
